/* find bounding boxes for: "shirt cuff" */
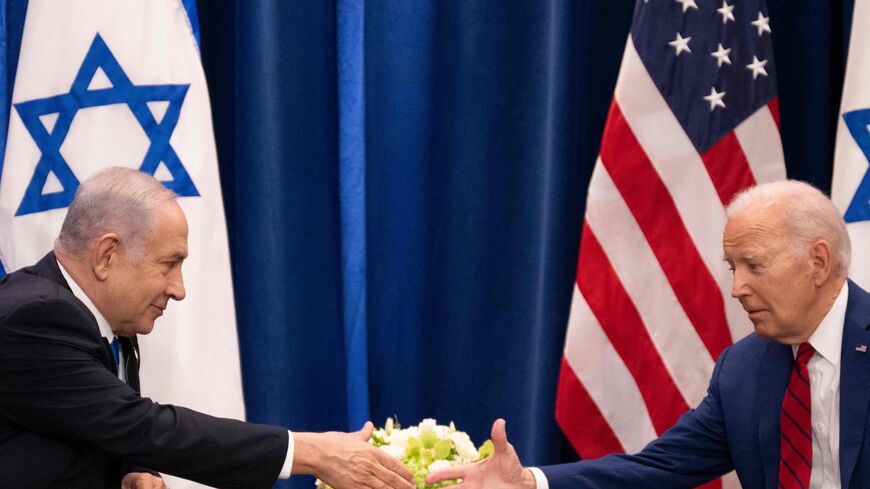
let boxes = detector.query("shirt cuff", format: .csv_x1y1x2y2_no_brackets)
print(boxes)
529,467,549,489
278,430,294,479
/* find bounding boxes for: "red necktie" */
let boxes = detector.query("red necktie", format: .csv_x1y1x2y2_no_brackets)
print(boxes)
778,342,814,488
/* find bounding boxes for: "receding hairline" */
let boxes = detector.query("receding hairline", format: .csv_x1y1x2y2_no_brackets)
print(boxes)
725,180,851,275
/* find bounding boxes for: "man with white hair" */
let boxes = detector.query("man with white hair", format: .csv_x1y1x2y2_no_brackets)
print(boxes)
428,180,870,488
0,168,415,489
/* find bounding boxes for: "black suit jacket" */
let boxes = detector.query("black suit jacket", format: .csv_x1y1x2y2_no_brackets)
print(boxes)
0,253,288,489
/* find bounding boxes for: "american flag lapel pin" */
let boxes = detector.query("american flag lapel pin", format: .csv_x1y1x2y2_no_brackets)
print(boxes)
857,344,868,353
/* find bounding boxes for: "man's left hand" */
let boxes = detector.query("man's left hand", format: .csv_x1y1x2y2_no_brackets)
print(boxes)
122,472,169,489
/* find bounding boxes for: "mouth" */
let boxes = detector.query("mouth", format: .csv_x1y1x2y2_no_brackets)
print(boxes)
746,309,767,321
151,305,166,316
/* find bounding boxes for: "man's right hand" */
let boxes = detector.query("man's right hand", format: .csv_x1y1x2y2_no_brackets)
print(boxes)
292,421,416,489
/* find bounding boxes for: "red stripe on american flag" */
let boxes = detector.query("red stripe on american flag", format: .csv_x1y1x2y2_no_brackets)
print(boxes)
768,98,781,131
555,358,624,459
700,131,757,205
599,101,732,361
577,223,689,434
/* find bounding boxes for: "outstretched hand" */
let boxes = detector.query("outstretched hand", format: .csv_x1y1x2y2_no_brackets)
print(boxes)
121,472,169,489
293,421,416,489
426,419,537,489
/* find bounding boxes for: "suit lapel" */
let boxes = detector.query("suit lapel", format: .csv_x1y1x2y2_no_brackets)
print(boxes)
839,280,870,487
757,339,793,489
32,251,116,372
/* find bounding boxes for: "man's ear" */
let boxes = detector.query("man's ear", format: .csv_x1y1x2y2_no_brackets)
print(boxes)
91,233,121,281
810,239,834,287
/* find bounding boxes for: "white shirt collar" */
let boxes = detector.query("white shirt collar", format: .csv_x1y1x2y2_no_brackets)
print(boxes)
56,258,116,340
795,281,849,366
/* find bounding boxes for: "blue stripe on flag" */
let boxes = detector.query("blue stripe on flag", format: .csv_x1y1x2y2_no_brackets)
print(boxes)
180,0,201,48
337,0,370,429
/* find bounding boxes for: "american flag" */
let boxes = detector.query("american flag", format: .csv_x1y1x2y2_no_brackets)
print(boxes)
555,1,785,488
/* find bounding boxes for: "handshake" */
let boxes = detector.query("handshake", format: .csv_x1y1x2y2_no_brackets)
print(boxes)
302,419,534,489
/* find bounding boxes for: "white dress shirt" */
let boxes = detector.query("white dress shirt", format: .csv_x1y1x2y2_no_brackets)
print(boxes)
55,258,295,479
799,281,847,489
531,282,849,489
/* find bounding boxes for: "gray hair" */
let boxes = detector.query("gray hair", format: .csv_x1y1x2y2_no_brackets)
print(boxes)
56,167,176,260
726,180,851,277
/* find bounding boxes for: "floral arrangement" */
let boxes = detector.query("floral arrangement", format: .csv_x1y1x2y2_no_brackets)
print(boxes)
316,418,493,489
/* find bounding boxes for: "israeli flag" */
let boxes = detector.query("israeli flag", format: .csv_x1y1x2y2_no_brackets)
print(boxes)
0,2,244,487
834,0,870,289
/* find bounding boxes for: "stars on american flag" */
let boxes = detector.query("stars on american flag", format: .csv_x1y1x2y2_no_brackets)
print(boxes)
675,0,699,13
751,11,772,36
710,43,732,67
746,56,769,79
669,33,692,56
648,1,775,123
703,87,727,111
717,1,735,23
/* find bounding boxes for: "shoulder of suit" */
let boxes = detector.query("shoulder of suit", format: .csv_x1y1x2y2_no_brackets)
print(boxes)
0,270,98,338
717,332,773,366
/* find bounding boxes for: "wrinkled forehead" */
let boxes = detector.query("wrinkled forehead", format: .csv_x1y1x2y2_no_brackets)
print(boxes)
723,204,788,251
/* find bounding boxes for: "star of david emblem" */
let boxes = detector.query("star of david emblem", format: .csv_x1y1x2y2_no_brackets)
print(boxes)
13,33,199,216
842,108,870,223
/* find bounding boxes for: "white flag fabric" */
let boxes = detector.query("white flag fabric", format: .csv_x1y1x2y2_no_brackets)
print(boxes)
0,2,245,487
833,0,870,290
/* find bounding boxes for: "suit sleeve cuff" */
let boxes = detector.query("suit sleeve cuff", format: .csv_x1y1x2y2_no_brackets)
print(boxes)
529,467,549,489
278,430,294,479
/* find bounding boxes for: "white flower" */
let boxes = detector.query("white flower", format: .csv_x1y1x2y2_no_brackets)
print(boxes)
449,431,479,460
433,423,451,439
427,459,453,474
389,428,414,449
379,444,405,459
316,418,489,489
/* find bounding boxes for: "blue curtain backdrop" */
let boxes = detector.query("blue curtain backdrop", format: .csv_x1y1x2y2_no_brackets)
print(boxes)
195,2,856,488
0,1,859,487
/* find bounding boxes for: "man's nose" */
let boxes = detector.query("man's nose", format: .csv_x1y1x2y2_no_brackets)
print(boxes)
166,268,186,301
730,270,749,298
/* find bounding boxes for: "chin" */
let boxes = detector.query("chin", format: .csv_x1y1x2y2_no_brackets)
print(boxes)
751,323,775,339
135,322,156,335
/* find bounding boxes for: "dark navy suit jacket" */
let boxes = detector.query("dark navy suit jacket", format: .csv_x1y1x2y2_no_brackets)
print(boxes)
542,280,870,489
0,253,288,489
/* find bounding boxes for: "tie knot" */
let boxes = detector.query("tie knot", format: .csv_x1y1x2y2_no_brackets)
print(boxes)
796,342,815,365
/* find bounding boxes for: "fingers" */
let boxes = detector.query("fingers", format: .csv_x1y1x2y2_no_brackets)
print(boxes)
356,421,375,441
368,460,417,489
374,447,415,484
426,466,468,484
121,473,167,489
491,418,509,454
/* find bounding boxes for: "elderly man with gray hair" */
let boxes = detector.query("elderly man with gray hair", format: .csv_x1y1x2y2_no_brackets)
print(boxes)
0,168,415,489
427,180,870,489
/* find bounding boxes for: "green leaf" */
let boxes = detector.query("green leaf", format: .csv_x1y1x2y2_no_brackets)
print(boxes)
371,432,386,447
421,429,438,449
433,439,454,460
478,440,494,459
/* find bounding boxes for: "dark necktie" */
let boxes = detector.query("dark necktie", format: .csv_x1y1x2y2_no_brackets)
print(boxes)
778,342,814,488
118,336,141,394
